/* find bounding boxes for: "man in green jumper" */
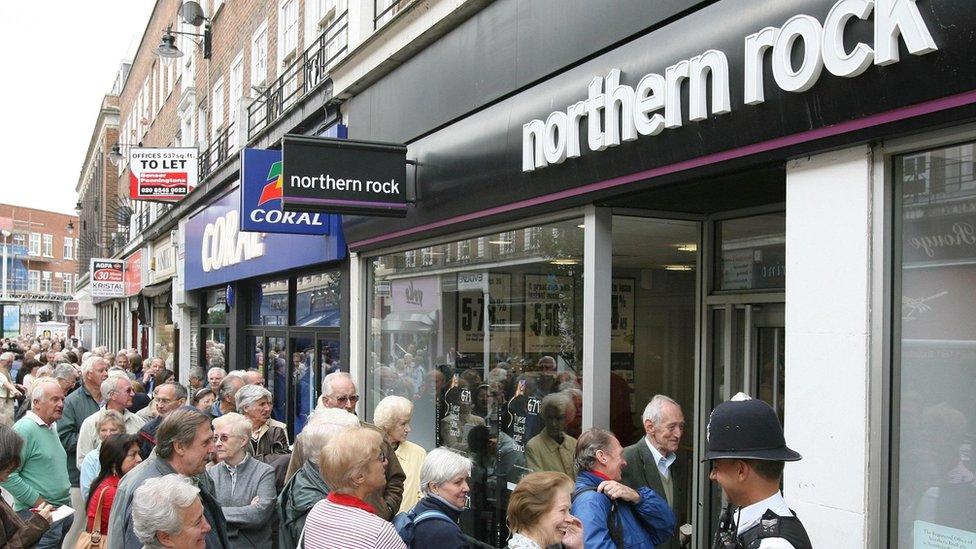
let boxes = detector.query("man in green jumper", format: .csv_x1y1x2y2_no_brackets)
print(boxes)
1,378,73,548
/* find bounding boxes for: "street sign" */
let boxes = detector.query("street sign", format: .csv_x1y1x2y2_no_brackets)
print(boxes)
129,147,198,200
63,301,80,316
90,258,125,298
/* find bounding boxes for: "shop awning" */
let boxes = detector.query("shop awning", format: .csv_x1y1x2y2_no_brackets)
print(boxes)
380,311,438,333
140,279,173,298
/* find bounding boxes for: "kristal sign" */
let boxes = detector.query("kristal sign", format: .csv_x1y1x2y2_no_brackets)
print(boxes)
90,259,126,298
129,147,199,199
281,135,408,217
240,148,333,234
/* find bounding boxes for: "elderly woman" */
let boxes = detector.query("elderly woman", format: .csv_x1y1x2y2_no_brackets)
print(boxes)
131,474,212,549
278,408,358,548
374,395,427,513
302,426,406,548
571,428,675,549
79,409,126,499
235,385,290,463
410,447,473,548
0,424,53,547
192,388,216,412
208,413,276,548
506,472,583,549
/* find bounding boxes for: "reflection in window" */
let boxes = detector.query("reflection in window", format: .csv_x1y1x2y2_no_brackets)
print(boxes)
296,271,340,327
366,219,584,546
251,279,289,325
716,213,785,290
895,141,976,547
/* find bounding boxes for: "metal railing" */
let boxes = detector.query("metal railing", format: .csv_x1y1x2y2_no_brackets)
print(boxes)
247,11,349,140
374,0,413,28
200,122,236,179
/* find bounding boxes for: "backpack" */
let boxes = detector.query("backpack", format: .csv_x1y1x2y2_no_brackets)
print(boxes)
572,485,624,548
393,509,455,546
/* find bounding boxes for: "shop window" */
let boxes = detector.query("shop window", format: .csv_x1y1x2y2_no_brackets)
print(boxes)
893,140,976,546
296,270,340,327
202,288,228,370
250,278,289,325
366,218,584,547
715,213,785,291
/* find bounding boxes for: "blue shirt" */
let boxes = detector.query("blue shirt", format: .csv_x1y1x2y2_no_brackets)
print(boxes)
572,470,676,549
80,448,101,500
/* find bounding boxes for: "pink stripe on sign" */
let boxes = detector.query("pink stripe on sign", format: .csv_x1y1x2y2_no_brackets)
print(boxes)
351,88,976,249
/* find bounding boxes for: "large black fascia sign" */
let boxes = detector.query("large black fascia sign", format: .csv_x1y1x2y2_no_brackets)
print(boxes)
281,135,408,217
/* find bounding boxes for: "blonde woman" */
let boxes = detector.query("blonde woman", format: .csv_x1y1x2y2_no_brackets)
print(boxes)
506,472,583,549
374,395,427,513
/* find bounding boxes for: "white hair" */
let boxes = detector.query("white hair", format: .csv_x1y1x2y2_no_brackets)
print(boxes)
0,352,14,364
301,408,358,463
80,356,107,376
641,394,680,424
321,371,353,398
207,367,226,377
212,412,253,439
100,376,128,400
235,384,273,414
420,447,472,495
225,370,246,381
373,395,413,433
30,378,61,401
131,474,201,548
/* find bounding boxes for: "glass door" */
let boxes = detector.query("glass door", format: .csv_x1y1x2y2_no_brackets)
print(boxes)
264,334,288,424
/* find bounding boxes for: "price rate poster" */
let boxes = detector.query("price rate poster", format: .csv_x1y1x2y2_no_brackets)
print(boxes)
611,278,635,353
456,273,515,354
523,274,574,353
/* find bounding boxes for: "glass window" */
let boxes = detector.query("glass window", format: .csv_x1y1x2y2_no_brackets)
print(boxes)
266,336,288,422
296,271,340,327
251,22,268,85
28,270,39,291
366,218,584,546
204,288,227,324
63,237,73,260
203,328,227,370
40,271,51,292
291,336,315,434
28,233,40,255
894,141,976,546
250,279,289,325
716,213,785,290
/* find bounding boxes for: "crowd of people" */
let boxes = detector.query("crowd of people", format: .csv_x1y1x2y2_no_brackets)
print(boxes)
0,334,808,548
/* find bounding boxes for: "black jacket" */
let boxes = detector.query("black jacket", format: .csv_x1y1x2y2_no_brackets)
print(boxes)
411,496,469,549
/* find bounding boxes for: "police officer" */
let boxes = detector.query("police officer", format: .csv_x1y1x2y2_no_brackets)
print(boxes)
705,393,812,549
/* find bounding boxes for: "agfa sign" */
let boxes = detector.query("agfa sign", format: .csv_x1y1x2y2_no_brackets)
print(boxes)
90,259,125,298
240,148,332,234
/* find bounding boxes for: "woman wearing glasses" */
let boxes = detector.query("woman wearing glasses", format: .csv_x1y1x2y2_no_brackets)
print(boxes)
302,426,406,548
208,413,276,549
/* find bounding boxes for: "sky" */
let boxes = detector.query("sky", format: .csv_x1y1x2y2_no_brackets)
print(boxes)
0,1,156,215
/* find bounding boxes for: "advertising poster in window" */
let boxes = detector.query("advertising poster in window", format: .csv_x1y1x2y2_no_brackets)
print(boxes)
523,274,574,353
456,273,516,355
611,278,636,371
2,305,19,338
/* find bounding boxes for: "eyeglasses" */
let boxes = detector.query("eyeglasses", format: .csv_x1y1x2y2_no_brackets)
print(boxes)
332,394,359,405
212,434,242,443
377,451,388,463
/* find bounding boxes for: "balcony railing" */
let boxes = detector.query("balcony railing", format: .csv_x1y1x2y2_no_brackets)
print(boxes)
374,0,413,28
247,11,349,140
200,122,236,180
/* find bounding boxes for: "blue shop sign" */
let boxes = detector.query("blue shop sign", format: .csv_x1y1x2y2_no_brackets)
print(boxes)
184,185,345,291
240,148,332,235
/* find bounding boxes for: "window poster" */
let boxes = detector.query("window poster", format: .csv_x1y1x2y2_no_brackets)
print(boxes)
523,274,574,354
611,278,635,353
456,273,516,354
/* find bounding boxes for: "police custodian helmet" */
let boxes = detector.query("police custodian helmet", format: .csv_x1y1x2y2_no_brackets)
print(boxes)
703,393,801,462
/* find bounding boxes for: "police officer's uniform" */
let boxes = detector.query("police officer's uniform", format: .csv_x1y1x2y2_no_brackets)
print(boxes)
704,394,812,549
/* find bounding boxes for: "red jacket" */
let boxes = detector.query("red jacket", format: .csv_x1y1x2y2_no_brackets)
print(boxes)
86,475,119,534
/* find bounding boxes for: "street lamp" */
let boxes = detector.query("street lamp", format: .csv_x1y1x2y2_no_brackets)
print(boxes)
154,23,212,59
108,142,141,166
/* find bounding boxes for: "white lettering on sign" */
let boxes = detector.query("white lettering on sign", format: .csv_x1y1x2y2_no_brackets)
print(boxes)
200,210,265,272
288,174,400,194
249,209,325,225
522,0,938,172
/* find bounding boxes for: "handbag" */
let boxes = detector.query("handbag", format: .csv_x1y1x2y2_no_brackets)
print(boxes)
75,485,110,549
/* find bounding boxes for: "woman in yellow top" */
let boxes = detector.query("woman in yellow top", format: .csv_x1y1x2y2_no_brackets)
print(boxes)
374,395,427,513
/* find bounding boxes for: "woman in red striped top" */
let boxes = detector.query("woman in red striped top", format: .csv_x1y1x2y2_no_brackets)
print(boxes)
84,433,142,535
301,426,407,549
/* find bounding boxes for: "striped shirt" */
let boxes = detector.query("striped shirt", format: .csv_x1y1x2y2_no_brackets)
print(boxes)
302,493,407,549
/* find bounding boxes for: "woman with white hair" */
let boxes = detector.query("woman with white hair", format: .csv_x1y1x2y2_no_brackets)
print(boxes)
79,409,125,499
301,426,406,548
409,447,474,548
374,395,427,513
235,384,290,463
208,413,276,548
131,474,212,549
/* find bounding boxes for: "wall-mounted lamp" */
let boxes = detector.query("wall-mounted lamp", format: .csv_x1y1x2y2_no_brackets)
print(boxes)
154,22,212,59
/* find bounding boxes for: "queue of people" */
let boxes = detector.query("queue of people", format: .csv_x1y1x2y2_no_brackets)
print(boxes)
0,334,809,549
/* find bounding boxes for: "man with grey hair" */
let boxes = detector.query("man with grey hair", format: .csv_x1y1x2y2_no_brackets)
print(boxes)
58,355,108,546
207,367,227,394
76,376,146,467
207,375,245,419
188,366,206,391
136,382,188,458
278,408,358,547
107,407,230,549
52,362,79,396
131,474,212,548
622,395,686,549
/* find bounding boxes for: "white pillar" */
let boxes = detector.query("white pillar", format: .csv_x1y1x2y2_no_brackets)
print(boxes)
785,145,872,548
348,251,365,415
582,206,611,430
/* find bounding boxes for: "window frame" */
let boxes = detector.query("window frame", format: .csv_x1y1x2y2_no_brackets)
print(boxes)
251,20,269,87
28,233,40,256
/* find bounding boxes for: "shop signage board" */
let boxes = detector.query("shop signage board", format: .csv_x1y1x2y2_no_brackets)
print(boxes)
390,277,440,312
90,259,125,298
125,251,143,297
63,301,80,316
281,135,408,217
129,148,198,200
240,148,332,234
153,236,177,280
184,186,346,291
523,274,574,353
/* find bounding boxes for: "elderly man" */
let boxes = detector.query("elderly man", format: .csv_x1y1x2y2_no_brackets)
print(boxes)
58,355,108,544
622,395,687,549
1,379,72,548
207,367,227,394
526,392,577,477
572,428,675,548
140,357,165,394
279,408,358,547
107,407,231,549
242,369,265,387
137,382,188,458
76,375,146,467
0,351,22,426
188,367,206,391
52,363,79,396
208,375,245,419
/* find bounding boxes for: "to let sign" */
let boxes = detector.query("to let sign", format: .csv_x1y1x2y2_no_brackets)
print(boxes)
281,135,408,217
90,259,125,298
129,147,198,200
